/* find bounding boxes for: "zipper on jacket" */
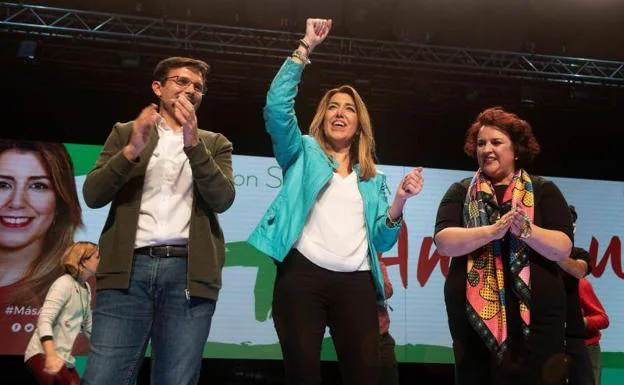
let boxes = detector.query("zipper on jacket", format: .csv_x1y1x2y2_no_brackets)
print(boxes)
302,154,336,231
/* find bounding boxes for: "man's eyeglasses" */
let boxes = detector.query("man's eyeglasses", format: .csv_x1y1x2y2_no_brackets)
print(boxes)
163,75,206,95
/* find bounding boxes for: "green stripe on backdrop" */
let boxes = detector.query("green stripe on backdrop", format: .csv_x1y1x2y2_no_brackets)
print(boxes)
64,143,102,176
112,340,453,363
74,356,87,377
603,352,624,368
201,341,451,363
197,343,624,367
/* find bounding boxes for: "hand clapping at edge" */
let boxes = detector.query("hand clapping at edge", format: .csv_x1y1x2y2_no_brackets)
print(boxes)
122,104,160,161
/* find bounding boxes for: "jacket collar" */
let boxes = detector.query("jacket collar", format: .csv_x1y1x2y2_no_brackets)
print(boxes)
325,151,364,180
353,163,362,177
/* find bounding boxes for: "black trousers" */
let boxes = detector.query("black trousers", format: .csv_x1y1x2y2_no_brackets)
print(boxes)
272,249,380,385
379,332,399,385
565,337,595,385
447,307,566,385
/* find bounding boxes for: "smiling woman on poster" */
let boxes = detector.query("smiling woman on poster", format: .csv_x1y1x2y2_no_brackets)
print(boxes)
0,140,83,355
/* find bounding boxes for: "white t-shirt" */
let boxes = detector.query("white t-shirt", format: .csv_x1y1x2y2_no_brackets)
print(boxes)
294,172,370,272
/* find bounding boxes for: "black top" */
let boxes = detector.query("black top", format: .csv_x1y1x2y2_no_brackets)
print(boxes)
435,177,574,355
563,247,592,338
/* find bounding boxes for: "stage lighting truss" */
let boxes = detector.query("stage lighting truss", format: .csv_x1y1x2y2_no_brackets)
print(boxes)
1,2,624,88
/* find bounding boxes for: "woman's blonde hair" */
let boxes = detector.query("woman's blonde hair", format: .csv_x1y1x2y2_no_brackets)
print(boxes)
62,242,98,280
309,85,377,180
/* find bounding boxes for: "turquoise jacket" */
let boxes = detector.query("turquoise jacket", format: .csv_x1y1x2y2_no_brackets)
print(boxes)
247,58,401,302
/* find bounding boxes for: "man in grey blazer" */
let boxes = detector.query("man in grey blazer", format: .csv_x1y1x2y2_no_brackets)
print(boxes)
82,56,235,385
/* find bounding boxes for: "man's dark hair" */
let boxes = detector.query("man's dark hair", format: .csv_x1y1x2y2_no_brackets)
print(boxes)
153,57,210,83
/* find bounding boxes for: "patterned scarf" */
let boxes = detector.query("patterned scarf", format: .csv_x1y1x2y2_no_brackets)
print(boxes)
463,169,534,362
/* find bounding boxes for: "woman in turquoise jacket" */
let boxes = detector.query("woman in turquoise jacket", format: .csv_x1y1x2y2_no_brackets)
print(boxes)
248,19,424,385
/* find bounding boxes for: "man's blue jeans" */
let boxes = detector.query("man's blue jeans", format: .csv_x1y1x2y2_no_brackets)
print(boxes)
82,254,216,385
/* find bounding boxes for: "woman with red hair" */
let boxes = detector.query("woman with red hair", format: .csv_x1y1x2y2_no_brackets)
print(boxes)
435,107,574,385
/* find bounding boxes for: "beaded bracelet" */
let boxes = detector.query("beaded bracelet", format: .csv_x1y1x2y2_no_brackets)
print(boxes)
387,212,403,228
298,38,312,53
291,50,311,65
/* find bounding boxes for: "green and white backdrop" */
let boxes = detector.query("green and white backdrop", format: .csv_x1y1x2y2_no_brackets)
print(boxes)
22,144,624,382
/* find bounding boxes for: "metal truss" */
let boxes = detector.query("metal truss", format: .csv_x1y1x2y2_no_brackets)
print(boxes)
2,2,624,88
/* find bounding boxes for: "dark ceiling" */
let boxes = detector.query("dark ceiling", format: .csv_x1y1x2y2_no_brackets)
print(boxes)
20,0,624,59
2,0,624,181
